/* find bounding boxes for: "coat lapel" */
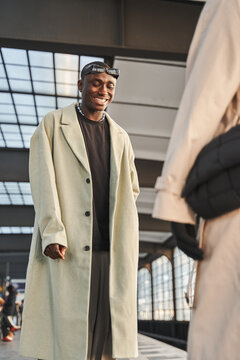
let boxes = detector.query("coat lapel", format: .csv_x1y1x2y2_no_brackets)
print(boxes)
60,104,125,180
60,103,90,173
105,113,125,218
106,113,125,181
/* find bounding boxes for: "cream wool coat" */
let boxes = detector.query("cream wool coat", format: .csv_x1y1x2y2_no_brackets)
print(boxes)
153,0,240,359
19,103,139,360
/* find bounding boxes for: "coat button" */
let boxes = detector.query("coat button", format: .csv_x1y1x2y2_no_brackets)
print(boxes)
86,178,90,184
85,211,90,216
83,245,90,251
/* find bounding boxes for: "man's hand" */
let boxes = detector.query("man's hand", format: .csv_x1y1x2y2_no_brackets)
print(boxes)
44,244,67,260
171,222,203,261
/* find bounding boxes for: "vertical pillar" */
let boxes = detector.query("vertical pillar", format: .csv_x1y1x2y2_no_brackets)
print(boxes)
6,261,10,278
148,263,154,321
145,263,154,321
171,249,177,321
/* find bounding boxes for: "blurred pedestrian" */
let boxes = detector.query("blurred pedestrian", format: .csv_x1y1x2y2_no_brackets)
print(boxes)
3,285,21,331
0,297,14,342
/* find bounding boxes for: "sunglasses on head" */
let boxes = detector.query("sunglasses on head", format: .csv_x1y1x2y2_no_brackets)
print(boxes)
82,64,120,79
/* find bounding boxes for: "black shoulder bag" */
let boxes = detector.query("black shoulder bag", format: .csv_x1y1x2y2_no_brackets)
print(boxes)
182,124,240,219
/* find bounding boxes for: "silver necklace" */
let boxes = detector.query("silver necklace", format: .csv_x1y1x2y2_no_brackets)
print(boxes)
77,104,105,122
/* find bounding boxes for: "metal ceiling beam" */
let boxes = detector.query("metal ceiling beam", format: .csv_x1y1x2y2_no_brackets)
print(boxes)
0,205,170,232
0,148,29,182
136,159,163,188
0,205,35,226
0,253,29,279
139,214,170,232
0,0,204,61
0,243,177,279
139,237,175,254
0,234,175,253
0,148,163,186
0,234,31,252
138,252,171,269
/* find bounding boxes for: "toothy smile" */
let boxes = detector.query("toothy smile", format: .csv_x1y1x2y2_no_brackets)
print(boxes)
95,98,108,103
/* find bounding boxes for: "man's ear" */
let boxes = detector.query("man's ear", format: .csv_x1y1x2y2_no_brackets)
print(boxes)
78,79,83,92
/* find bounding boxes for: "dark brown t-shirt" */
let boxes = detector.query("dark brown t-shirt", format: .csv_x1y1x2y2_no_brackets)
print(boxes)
76,107,110,251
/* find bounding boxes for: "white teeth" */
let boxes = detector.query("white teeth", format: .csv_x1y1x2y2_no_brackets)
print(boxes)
96,98,107,103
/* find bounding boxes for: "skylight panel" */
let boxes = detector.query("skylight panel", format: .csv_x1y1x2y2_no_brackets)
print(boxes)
0,103,15,114
32,81,55,94
2,48,28,66
0,78,9,91
10,194,23,204
0,182,33,205
56,69,78,84
0,194,10,204
31,67,54,82
57,96,77,108
19,182,31,192
6,64,30,80
55,53,78,70
15,105,36,116
0,227,13,233
0,114,17,123
21,125,36,147
9,79,32,92
37,107,55,117
22,194,33,205
7,227,22,233
1,92,13,103
5,182,19,193
18,115,37,125
5,140,23,147
56,83,77,97
0,227,33,234
1,124,19,133
0,63,9,90
0,47,106,149
37,116,43,124
0,63,6,77
4,130,23,147
35,95,56,107
13,93,34,106
29,50,53,68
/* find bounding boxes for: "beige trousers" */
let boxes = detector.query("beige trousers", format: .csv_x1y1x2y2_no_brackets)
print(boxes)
88,252,114,360
188,209,240,360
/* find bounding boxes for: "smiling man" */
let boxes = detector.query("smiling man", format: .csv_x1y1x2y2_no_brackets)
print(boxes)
20,62,140,360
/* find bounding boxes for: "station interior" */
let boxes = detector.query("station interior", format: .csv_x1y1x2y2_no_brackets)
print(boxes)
0,0,205,358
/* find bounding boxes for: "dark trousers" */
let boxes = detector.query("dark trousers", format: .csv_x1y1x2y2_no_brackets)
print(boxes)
1,312,13,337
87,252,114,360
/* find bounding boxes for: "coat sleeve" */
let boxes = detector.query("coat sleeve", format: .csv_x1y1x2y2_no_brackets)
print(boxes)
29,114,68,254
153,0,240,224
126,135,140,201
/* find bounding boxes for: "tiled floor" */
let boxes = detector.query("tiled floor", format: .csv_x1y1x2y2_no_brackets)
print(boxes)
0,332,186,360
135,334,186,360
0,331,33,360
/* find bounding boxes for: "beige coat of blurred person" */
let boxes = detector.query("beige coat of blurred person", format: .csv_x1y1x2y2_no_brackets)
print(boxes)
20,63,139,360
153,0,240,359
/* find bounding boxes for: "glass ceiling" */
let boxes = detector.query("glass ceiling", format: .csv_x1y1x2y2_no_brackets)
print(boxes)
0,47,105,235
0,182,32,205
0,227,33,234
0,47,104,148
